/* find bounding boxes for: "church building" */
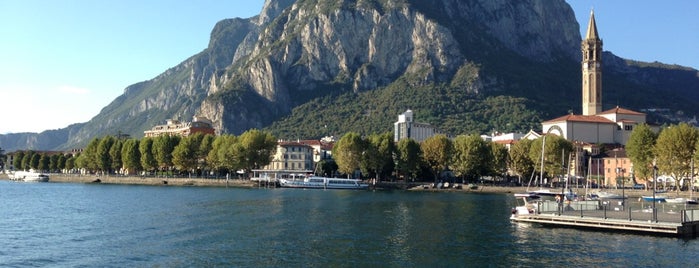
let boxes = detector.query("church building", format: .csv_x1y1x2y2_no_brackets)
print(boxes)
541,10,648,146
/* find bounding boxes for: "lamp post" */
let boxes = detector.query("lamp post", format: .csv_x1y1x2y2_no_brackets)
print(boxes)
652,159,658,223
617,167,625,210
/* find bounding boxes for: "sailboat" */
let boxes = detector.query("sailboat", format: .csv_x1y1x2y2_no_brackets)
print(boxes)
666,160,698,204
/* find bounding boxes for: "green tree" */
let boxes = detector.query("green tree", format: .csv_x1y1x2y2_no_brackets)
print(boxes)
57,154,67,171
333,132,366,178
96,136,116,173
38,154,50,172
655,123,698,191
173,135,198,175
79,138,101,172
317,159,338,177
30,153,40,170
452,134,491,182
121,139,141,175
139,137,157,173
152,135,180,172
12,151,24,171
626,123,657,183
65,154,76,172
21,151,34,170
198,134,215,172
528,135,573,185
49,154,59,172
395,138,422,181
110,139,123,173
0,147,5,170
509,139,535,184
490,142,509,177
421,134,454,182
238,129,277,175
360,132,396,181
207,134,242,174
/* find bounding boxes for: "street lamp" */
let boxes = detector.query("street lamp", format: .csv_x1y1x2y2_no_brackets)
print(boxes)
617,167,625,210
652,159,658,222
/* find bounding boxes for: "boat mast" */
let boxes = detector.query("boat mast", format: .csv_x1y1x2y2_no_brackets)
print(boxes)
692,158,695,200
539,135,546,188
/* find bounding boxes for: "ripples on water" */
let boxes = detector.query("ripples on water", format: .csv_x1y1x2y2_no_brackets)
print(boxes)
1,180,697,267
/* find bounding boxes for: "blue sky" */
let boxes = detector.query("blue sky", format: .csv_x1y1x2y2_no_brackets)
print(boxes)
0,0,696,134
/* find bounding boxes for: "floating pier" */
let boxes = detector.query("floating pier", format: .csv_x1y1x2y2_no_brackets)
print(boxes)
512,200,699,238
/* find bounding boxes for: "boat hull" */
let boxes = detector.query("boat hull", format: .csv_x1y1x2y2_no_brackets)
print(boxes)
10,171,49,182
279,177,368,190
641,196,667,202
23,176,49,182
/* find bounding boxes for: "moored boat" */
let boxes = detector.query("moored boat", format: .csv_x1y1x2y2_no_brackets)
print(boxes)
641,195,667,202
10,170,49,182
594,191,625,199
279,176,368,190
664,197,699,204
511,196,539,219
514,193,540,199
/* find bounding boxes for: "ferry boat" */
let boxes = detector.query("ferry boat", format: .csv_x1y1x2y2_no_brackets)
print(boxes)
10,170,50,182
279,176,368,190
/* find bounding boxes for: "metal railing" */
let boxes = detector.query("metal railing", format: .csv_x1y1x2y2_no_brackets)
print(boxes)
534,200,699,224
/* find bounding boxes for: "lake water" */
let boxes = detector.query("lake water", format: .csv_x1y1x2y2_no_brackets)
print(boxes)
1,180,697,267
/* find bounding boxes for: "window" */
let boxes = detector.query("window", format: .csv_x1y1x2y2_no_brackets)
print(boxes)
624,125,633,131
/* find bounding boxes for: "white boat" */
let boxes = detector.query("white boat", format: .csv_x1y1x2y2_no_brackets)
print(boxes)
514,192,540,199
664,197,698,204
11,170,49,182
594,191,625,199
641,195,667,202
529,188,577,201
511,196,539,219
665,198,687,204
279,176,368,190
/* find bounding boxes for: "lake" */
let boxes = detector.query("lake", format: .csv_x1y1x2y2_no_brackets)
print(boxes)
1,180,697,267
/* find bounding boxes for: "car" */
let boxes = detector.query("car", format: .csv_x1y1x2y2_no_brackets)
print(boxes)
633,184,645,190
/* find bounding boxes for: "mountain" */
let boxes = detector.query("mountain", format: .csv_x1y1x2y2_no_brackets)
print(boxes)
1,0,698,152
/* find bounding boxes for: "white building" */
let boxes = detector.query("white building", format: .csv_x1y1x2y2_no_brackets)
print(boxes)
393,109,444,142
481,132,526,150
541,11,653,146
264,141,315,171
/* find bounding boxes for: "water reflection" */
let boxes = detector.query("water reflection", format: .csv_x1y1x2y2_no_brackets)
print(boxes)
2,181,699,267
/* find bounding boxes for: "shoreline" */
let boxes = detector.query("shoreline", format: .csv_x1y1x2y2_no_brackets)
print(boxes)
1,173,257,188
1,173,696,198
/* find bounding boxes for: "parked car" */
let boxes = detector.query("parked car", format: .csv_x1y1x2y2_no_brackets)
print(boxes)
633,184,645,190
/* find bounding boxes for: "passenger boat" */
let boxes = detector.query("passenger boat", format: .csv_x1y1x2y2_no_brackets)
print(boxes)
10,170,50,182
279,176,368,190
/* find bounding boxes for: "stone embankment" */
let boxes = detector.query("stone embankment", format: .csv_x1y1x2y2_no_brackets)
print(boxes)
4,173,257,188
2,173,695,198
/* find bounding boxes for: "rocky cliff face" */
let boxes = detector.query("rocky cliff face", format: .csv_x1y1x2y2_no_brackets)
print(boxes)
200,0,582,134
1,0,697,151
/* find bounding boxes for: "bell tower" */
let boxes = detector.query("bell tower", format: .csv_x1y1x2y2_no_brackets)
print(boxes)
582,10,603,116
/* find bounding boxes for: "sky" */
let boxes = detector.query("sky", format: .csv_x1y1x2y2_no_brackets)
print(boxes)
0,0,697,134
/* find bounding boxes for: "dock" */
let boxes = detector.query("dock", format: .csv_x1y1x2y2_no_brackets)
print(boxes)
511,200,699,238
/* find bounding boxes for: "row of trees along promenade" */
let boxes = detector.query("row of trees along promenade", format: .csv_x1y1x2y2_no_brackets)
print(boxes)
4,122,699,188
